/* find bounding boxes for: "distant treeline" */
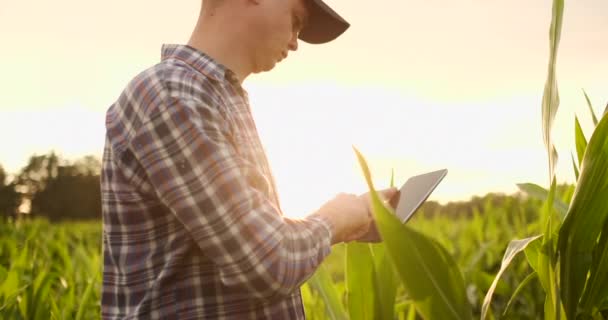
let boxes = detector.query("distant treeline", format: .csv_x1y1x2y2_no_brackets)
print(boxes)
0,151,575,222
0,152,101,221
420,182,575,220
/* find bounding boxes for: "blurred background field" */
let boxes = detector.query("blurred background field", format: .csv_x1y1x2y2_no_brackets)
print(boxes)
0,186,574,319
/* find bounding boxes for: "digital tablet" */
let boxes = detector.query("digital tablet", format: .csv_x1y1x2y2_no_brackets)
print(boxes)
391,169,447,223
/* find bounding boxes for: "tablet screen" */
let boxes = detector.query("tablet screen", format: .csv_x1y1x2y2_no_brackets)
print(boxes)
393,169,447,223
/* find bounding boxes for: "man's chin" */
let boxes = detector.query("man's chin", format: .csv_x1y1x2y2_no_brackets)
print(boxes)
253,61,279,74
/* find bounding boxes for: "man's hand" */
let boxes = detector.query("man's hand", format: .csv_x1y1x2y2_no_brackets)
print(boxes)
315,188,398,244
348,188,400,243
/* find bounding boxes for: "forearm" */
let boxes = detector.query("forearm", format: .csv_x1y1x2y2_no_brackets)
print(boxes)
211,210,333,300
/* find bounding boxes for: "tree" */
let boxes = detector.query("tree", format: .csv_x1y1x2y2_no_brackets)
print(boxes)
30,169,101,221
0,165,21,219
14,152,101,221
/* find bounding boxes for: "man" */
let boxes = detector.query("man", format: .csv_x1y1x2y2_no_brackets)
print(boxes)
101,0,397,318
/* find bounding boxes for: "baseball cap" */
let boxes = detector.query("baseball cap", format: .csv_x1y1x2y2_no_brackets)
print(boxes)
298,0,350,44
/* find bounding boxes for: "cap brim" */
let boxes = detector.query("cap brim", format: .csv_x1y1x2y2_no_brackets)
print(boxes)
298,0,350,44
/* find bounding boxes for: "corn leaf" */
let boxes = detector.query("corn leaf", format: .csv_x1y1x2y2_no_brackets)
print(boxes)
583,89,599,127
371,243,398,320
407,305,418,320
75,277,96,320
538,4,565,315
49,295,61,320
345,242,375,320
516,183,567,221
558,113,608,319
502,271,538,317
31,271,55,320
369,170,398,319
307,265,348,320
481,235,541,320
524,237,543,285
543,178,564,320
541,0,564,181
523,180,564,319
578,210,608,316
575,116,588,165
571,153,580,181
1,244,28,299
354,147,471,320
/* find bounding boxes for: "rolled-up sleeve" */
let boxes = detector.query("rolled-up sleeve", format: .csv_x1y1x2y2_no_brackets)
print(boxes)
129,96,333,300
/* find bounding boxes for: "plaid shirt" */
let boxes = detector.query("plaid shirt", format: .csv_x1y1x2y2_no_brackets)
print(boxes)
101,44,333,319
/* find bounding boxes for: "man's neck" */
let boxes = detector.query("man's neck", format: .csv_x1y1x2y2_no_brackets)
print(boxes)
187,14,251,84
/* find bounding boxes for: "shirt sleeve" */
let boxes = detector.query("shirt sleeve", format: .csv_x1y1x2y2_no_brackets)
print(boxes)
129,96,333,300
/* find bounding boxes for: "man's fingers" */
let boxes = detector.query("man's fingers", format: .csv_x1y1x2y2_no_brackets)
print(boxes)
359,187,400,211
379,187,399,198
361,187,398,200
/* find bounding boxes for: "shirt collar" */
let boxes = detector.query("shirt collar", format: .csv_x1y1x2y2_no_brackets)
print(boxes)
161,44,237,84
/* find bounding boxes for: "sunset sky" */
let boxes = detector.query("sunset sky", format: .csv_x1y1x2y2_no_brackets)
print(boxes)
1,0,607,217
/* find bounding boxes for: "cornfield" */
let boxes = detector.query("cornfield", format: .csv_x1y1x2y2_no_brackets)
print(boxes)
2,0,608,319
0,221,101,319
0,194,559,319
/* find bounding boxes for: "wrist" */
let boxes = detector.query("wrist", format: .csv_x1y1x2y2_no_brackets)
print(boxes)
311,212,339,245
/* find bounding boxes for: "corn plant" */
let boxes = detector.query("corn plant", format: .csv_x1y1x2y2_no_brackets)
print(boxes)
483,0,608,318
303,160,476,319
0,220,101,320
352,148,472,319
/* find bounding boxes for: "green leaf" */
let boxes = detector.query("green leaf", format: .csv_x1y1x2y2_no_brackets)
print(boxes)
583,89,599,127
471,270,510,297
63,285,76,319
49,295,61,320
354,147,472,320
601,297,608,310
407,304,417,320
307,265,348,320
0,285,29,313
543,178,564,320
516,183,568,221
523,183,564,320
541,0,564,181
559,113,608,319
524,237,543,286
571,153,580,181
1,244,28,299
31,271,55,320
579,212,608,316
575,115,588,165
0,266,6,290
502,271,538,317
481,235,541,320
75,277,96,320
370,243,398,320
345,242,375,320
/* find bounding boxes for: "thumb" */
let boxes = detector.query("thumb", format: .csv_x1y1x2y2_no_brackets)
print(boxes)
379,187,400,209
379,187,399,200
360,187,399,205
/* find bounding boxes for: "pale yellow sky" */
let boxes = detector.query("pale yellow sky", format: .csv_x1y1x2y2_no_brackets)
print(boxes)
1,0,607,216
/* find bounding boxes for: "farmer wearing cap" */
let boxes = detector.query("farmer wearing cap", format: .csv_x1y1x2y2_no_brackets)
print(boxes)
101,0,397,318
